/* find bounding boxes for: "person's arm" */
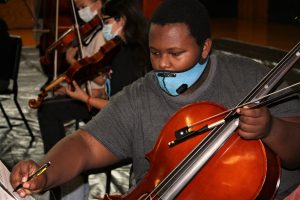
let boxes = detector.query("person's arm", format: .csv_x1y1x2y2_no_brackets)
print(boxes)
261,116,300,169
10,130,119,197
65,47,78,65
65,80,109,109
85,95,109,109
237,106,300,169
284,185,300,200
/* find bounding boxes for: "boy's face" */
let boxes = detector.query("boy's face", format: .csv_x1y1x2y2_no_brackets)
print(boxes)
149,23,201,72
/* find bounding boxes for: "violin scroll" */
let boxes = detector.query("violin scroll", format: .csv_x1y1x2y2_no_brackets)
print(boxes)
28,92,48,109
29,76,68,109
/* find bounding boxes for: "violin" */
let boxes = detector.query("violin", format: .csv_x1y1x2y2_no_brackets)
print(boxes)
29,36,123,109
40,15,103,66
103,42,300,200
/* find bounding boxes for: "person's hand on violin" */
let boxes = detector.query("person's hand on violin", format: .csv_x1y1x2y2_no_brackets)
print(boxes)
65,80,89,102
66,46,78,65
236,105,273,140
10,160,47,198
53,85,67,96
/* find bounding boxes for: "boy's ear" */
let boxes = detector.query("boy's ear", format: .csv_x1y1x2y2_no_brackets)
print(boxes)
202,38,212,59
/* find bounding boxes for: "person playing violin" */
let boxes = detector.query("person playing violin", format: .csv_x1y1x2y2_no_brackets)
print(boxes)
37,0,150,199
11,0,300,199
37,0,106,199
38,0,105,158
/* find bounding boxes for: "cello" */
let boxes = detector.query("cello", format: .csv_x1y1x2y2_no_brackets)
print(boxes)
103,42,300,199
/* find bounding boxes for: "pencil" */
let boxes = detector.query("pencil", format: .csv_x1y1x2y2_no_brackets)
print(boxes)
13,161,51,192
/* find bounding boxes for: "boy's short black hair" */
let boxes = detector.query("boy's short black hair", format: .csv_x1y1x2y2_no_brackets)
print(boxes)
150,0,211,47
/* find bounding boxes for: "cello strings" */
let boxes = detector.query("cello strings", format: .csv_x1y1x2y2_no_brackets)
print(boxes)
223,42,299,127
238,42,300,107
242,42,300,111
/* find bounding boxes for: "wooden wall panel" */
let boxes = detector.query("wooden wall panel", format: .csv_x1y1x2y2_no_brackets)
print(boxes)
0,0,35,29
238,0,268,22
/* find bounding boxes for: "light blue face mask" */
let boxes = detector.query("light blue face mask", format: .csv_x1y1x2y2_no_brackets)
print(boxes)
155,60,208,96
102,24,116,41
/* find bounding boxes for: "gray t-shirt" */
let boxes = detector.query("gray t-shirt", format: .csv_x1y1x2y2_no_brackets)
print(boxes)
83,51,300,198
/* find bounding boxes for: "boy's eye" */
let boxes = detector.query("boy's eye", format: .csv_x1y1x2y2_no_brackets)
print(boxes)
150,50,160,56
170,51,183,56
171,52,180,56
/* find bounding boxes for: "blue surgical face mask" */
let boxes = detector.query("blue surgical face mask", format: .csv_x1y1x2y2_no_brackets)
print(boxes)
155,60,208,96
103,22,122,41
102,24,115,41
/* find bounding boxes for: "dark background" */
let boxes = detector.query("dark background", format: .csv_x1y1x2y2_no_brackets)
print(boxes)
200,0,299,25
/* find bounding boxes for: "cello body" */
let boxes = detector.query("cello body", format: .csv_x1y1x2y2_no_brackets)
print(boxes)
104,102,280,200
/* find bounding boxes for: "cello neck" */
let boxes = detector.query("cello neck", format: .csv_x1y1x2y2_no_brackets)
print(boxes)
236,41,300,109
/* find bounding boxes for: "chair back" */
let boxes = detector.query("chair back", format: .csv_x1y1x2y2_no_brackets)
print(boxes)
10,36,22,81
0,35,22,93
